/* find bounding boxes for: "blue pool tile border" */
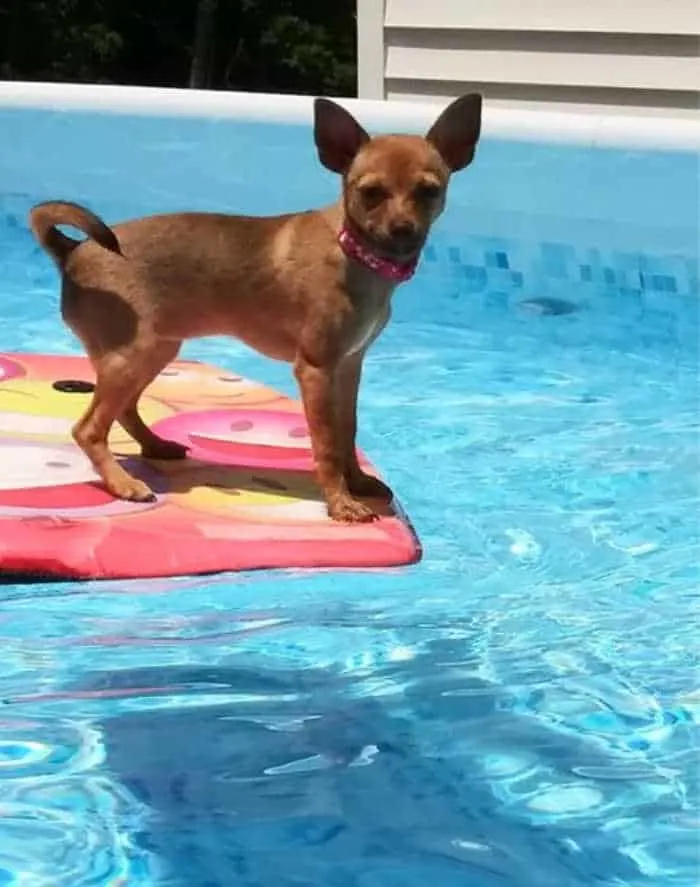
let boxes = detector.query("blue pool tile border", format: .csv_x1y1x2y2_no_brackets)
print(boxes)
421,237,699,299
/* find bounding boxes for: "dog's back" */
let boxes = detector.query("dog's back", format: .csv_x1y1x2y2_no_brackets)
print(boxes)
34,202,348,359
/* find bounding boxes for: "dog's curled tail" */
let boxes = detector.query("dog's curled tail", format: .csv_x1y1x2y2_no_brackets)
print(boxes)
29,200,121,266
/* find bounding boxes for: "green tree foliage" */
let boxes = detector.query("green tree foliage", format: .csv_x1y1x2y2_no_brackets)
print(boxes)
0,0,357,96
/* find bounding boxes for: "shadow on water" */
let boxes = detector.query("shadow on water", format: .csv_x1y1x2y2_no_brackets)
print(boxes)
73,645,641,887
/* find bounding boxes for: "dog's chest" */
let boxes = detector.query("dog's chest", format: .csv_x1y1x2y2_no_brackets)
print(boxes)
345,310,385,356
344,282,393,356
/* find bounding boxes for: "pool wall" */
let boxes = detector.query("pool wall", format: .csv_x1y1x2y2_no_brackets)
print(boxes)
2,80,700,147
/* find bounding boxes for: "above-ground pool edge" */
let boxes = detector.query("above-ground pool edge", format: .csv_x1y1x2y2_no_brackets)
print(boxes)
1,81,699,152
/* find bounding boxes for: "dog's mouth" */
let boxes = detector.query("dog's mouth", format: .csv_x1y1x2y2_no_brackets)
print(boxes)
349,223,424,263
385,237,424,261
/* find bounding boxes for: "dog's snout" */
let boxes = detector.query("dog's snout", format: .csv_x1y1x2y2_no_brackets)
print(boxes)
389,220,418,241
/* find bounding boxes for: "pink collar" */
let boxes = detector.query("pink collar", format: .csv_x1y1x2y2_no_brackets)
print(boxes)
338,225,418,283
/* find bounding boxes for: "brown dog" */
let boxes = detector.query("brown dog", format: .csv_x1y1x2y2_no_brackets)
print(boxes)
29,94,482,523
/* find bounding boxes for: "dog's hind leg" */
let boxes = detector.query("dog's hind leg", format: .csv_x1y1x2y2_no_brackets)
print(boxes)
117,341,188,460
120,403,188,461
73,344,180,502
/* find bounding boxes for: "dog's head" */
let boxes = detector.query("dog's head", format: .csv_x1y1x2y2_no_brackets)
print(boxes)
314,94,482,263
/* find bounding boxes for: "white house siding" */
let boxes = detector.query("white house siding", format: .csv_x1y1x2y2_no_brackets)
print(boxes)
357,0,700,116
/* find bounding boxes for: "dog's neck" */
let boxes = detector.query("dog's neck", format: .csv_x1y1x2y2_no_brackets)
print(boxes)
337,224,418,284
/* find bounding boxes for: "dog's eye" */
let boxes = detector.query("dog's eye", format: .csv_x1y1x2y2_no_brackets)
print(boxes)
359,184,389,204
414,182,441,201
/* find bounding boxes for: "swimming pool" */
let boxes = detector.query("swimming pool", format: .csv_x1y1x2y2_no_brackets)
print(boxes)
0,82,698,887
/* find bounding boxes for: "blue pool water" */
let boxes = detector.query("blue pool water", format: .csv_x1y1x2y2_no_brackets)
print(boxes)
0,105,699,887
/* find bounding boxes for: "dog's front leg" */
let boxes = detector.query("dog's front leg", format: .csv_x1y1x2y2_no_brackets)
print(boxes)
336,354,393,501
294,356,378,523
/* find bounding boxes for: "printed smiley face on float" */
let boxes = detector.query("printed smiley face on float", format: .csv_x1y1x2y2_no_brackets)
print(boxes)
0,440,162,518
0,378,173,450
151,408,318,471
146,361,285,410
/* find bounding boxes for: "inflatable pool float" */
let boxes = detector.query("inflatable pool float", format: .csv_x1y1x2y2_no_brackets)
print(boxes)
0,352,420,580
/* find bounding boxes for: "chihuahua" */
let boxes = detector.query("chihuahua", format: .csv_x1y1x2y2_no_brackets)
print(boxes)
29,93,482,523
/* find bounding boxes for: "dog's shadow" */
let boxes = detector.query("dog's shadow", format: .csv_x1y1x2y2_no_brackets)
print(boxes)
120,451,395,518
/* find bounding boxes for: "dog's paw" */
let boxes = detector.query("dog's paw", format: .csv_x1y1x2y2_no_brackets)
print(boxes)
109,476,157,503
142,438,188,460
328,495,378,524
346,471,393,501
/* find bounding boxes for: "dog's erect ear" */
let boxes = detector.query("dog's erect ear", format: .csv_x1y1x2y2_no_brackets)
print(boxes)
314,98,370,174
426,93,483,172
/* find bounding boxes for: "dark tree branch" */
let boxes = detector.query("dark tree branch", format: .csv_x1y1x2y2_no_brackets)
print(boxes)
189,0,218,89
